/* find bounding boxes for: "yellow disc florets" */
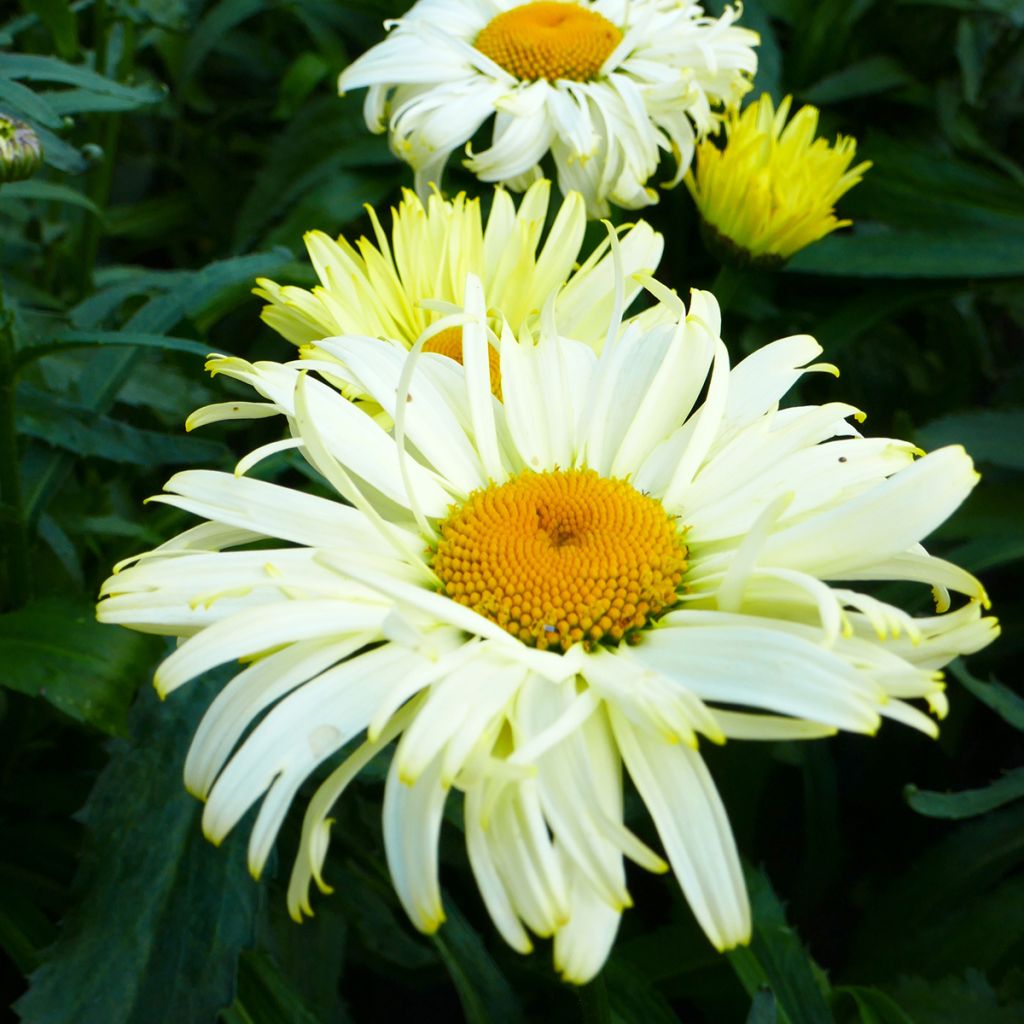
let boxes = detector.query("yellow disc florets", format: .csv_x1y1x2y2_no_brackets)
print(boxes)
423,326,503,399
432,469,687,651
474,2,622,83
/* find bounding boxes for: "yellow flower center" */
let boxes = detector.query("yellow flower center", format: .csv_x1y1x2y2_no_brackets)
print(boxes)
474,2,622,83
423,326,503,400
432,469,687,651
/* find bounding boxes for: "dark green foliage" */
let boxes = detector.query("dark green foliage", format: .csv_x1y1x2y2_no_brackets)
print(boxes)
1,0,1023,1020
14,681,263,1024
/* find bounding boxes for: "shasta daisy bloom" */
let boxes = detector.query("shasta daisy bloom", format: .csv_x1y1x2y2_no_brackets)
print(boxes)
253,180,663,386
686,92,871,266
98,277,996,983
337,0,759,217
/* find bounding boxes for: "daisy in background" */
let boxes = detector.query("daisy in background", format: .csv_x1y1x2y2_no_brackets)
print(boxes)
337,0,759,217
686,92,872,267
253,180,663,403
98,264,997,982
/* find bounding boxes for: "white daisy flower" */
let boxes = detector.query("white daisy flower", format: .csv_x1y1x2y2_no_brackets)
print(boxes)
98,276,996,983
253,180,664,378
337,0,759,217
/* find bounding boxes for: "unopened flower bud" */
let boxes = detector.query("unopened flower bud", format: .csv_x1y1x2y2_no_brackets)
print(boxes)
0,114,44,183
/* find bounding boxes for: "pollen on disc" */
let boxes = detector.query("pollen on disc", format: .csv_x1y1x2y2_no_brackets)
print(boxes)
432,469,687,651
423,326,503,399
474,2,622,83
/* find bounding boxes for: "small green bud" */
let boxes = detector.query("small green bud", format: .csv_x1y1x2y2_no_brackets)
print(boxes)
0,114,44,183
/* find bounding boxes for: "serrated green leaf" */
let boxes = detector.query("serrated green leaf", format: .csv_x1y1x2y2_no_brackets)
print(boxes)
16,329,217,371
0,52,160,100
17,386,229,466
905,767,1024,819
24,248,289,525
950,661,1024,731
14,681,262,1024
0,598,156,735
728,868,833,1024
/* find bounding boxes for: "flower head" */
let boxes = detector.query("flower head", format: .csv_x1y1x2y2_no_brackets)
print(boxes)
337,0,759,217
686,93,871,266
0,113,43,183
99,277,996,983
254,180,663,369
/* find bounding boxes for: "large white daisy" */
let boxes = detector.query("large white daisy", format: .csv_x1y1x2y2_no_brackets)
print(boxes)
337,0,759,217
98,277,996,983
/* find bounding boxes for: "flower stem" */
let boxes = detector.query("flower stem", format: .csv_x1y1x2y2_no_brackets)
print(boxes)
576,975,612,1024
711,264,746,315
0,279,31,609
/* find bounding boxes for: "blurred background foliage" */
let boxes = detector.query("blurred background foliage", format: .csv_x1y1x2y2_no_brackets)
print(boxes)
1,0,1023,1020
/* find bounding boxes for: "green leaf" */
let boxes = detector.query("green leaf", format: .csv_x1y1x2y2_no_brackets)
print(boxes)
888,970,1024,1024
834,986,914,1024
788,223,1024,278
950,661,1024,732
16,329,217,371
179,0,266,86
40,82,165,115
431,896,526,1024
0,179,102,215
727,867,834,1024
0,73,64,127
32,123,87,173
24,248,289,526
0,598,156,735
221,951,330,1024
801,56,913,104
17,386,229,466
905,767,1024,820
16,0,77,58
849,802,1024,978
14,680,262,1024
897,0,1024,26
916,409,1024,470
747,988,778,1024
604,959,687,1024
0,52,161,101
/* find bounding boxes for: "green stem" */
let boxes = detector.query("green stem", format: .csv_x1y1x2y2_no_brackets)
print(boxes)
710,264,747,315
0,281,31,609
576,975,613,1024
78,8,135,297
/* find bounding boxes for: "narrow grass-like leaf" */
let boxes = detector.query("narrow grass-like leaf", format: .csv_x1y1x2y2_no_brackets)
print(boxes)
0,179,101,215
905,768,1024,820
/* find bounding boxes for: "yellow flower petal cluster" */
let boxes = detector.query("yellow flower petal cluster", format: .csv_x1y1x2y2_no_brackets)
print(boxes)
253,179,662,358
686,93,871,264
